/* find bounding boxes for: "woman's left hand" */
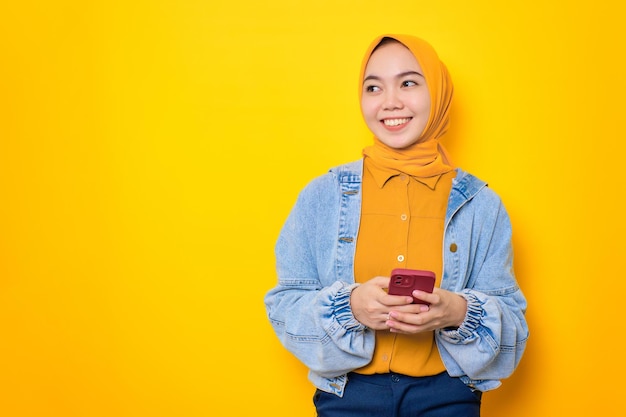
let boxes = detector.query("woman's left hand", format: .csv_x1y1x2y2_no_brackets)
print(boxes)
385,288,467,334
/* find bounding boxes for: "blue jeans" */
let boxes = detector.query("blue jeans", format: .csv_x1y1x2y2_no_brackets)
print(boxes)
313,372,482,417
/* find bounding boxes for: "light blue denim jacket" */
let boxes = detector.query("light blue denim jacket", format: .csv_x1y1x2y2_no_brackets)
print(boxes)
264,160,528,397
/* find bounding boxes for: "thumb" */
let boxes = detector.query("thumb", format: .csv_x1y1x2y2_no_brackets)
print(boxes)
368,275,392,289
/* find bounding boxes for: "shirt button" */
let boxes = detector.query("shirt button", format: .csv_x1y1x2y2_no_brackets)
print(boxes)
397,255,405,262
391,374,400,383
400,214,408,221
382,354,388,361
450,243,458,252
399,174,408,182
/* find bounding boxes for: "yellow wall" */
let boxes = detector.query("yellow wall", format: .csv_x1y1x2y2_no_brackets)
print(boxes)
1,1,624,415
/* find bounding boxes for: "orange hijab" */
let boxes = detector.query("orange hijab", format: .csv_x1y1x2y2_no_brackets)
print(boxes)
360,34,454,178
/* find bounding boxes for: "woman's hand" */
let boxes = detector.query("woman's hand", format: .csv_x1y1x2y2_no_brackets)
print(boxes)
385,288,467,334
350,276,418,330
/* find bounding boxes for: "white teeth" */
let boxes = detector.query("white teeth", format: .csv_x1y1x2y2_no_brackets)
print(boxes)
383,118,410,127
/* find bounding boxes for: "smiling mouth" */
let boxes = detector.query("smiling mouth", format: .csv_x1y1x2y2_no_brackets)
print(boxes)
382,117,411,127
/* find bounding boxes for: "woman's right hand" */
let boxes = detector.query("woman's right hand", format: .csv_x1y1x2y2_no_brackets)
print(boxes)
350,276,414,330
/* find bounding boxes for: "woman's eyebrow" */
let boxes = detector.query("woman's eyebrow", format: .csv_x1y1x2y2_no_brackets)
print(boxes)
363,70,425,84
398,70,425,79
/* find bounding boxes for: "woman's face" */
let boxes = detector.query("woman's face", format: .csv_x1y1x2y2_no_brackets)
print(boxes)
361,41,431,149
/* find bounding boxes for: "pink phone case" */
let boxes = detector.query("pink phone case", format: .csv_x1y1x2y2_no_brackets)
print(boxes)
388,268,436,304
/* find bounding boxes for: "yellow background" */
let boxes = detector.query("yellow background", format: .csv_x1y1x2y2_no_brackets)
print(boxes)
1,1,624,416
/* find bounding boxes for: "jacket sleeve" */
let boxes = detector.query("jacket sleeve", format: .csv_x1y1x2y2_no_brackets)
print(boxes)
264,175,375,378
436,192,528,390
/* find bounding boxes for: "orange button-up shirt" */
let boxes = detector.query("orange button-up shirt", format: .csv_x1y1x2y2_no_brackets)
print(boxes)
354,157,455,376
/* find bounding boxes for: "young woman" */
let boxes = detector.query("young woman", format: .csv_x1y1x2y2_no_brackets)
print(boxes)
264,34,528,417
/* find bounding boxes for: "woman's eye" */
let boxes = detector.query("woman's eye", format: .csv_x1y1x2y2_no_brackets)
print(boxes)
402,80,417,87
365,85,381,93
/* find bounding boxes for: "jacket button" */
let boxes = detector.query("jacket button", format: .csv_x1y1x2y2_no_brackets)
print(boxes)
449,243,458,252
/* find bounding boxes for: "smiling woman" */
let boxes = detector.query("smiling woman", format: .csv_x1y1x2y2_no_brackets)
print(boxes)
264,34,528,417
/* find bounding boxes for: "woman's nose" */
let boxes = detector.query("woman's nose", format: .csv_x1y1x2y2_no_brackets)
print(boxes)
383,90,403,110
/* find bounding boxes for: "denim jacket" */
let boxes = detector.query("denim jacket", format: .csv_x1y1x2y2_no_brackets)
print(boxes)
264,160,528,397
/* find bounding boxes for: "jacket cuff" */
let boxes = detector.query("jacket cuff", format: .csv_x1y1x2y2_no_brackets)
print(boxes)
332,282,367,332
438,291,483,343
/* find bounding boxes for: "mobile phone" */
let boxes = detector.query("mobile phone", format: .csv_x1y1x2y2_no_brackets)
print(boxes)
388,268,436,305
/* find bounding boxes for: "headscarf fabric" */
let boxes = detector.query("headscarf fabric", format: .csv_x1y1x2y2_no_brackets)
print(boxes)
360,34,455,177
